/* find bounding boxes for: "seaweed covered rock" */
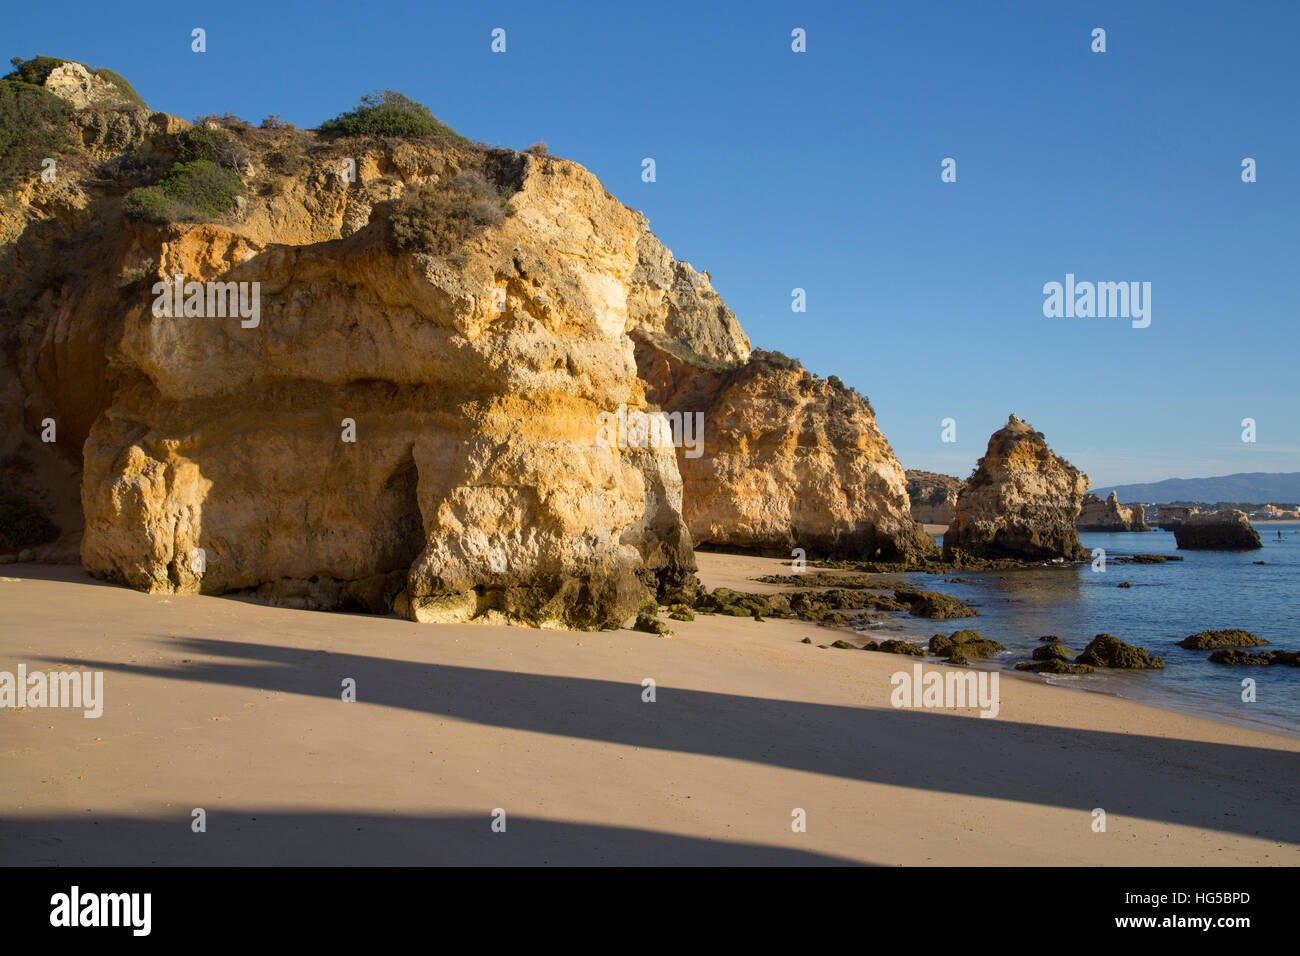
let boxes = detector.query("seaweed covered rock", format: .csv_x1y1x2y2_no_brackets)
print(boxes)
1075,634,1164,669
1208,648,1299,666
1177,630,1268,650
864,639,925,656
634,609,672,636
1174,510,1262,551
929,629,1005,659
943,415,1089,561
894,588,978,619
1032,642,1071,662
1015,659,1095,675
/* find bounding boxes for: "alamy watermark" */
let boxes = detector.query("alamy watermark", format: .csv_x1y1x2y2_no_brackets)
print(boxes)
890,663,999,718
1,664,103,717
596,404,704,458
1042,274,1150,328
152,274,260,328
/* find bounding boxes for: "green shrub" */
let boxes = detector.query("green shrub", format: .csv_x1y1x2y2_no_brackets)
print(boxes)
5,57,146,108
320,90,463,139
5,55,69,86
176,123,247,169
0,78,74,190
389,167,510,255
123,159,244,223
89,67,146,107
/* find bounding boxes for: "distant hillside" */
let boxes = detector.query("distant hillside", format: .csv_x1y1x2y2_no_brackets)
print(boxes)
1090,472,1300,504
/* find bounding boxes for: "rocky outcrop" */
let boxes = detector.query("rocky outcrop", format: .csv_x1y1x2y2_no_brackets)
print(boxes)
42,61,139,110
943,415,1089,561
1,64,941,627
3,88,705,627
633,344,938,563
1208,648,1300,666
1077,491,1149,532
1075,634,1165,669
1156,506,1194,530
1174,510,1262,551
1178,630,1268,650
905,470,962,525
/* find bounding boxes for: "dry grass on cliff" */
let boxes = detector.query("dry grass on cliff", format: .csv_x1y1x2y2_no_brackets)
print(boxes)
388,167,515,256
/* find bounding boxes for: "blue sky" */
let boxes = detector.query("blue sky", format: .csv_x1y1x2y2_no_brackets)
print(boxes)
9,0,1298,486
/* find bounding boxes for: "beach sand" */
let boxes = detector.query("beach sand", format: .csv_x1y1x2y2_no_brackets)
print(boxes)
1,557,1296,866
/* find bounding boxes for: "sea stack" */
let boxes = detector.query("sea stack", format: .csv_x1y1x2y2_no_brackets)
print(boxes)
1077,491,1150,532
943,415,1089,561
1173,510,1262,551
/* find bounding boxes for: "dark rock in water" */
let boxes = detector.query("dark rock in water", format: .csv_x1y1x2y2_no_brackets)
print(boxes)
1253,561,1267,565
864,639,925,656
1117,581,1131,588
1037,635,1063,642
1033,642,1071,662
1208,649,1300,667
1174,510,1262,551
929,629,1005,659
1177,630,1268,650
894,588,978,619
943,414,1089,561
1075,633,1165,669
1016,659,1095,675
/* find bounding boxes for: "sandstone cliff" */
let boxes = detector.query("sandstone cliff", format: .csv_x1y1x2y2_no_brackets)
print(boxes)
1,63,935,624
944,415,1089,561
633,344,937,562
1077,491,1149,532
904,470,962,526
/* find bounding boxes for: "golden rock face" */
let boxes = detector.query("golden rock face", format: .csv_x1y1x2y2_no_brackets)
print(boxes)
944,415,1090,561
3,97,932,623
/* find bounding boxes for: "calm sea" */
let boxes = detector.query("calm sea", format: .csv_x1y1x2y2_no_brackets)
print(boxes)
871,523,1300,737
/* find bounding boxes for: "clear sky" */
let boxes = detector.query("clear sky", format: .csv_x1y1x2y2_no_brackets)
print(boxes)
9,0,1298,486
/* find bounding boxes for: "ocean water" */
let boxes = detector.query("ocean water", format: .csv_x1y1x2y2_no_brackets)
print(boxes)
867,523,1300,737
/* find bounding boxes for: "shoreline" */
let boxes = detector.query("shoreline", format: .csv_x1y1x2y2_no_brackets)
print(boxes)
693,551,1300,741
2,560,1297,865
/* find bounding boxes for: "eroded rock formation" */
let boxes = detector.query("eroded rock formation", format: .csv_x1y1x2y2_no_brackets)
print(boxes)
943,415,1089,561
1174,510,1262,551
1077,491,1149,532
1,63,937,625
905,470,962,526
633,345,937,562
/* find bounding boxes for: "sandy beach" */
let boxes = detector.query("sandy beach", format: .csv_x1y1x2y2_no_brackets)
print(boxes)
1,554,1296,866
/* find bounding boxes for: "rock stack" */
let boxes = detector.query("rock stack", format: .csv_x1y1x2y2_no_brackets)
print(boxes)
943,415,1089,561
